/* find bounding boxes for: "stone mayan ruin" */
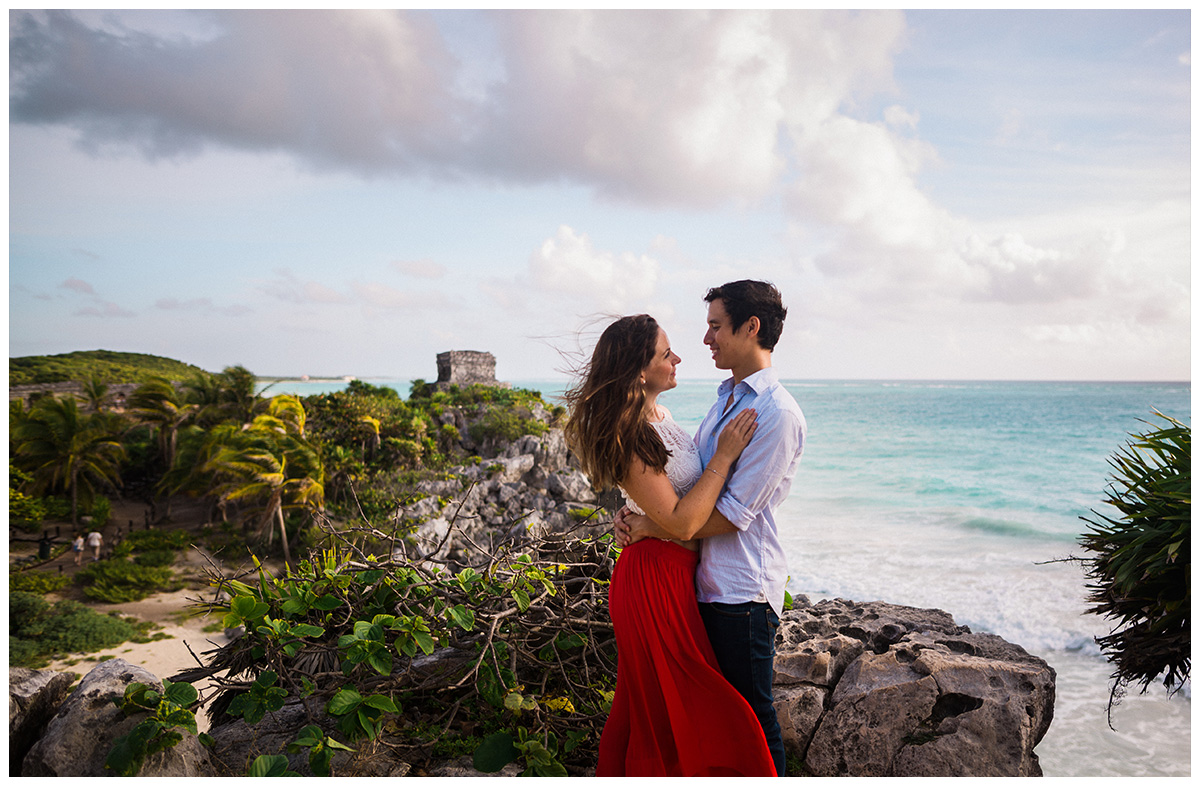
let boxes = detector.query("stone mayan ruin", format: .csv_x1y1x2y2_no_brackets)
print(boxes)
435,350,509,391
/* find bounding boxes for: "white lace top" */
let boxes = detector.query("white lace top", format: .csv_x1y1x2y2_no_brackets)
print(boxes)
620,415,703,516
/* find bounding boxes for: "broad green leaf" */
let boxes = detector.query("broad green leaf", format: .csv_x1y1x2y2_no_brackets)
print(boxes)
163,681,198,706
447,604,476,631
327,688,363,716
367,649,393,676
230,595,270,621
313,594,343,611
362,694,399,713
414,629,435,655
281,598,309,616
291,623,326,638
357,708,376,739
248,754,293,777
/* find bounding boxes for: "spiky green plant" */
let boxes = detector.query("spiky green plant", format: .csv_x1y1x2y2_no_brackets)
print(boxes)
1078,411,1190,711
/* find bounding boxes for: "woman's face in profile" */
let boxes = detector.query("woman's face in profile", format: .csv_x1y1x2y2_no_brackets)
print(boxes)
641,328,680,395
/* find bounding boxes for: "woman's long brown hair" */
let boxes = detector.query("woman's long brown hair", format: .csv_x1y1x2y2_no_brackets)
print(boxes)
563,314,670,491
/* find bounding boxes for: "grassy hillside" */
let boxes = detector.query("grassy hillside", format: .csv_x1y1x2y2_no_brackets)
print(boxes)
9,350,210,386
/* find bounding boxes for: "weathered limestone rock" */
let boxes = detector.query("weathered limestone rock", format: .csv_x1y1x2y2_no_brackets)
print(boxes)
427,754,523,777
493,454,535,483
9,666,76,776
890,632,1055,776
806,648,941,776
21,659,216,777
776,599,1056,778
206,699,370,776
773,630,864,687
772,683,827,757
546,469,596,503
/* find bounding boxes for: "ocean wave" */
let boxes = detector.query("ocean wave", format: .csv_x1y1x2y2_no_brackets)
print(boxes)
956,515,1077,543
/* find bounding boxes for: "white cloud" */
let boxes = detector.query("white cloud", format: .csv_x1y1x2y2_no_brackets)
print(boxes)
392,259,447,279
155,297,251,316
883,105,919,132
352,281,454,311
1024,323,1099,345
528,225,659,311
60,278,96,295
75,300,135,318
261,269,350,305
9,10,907,209
10,10,463,171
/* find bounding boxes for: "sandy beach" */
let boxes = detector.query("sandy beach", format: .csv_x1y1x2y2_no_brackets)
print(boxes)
41,587,233,733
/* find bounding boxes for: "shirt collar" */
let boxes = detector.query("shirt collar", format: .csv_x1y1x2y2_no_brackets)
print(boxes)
716,366,778,397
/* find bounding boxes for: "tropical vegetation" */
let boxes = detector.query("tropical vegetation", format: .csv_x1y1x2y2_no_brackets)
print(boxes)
1078,411,1190,714
180,517,617,776
10,350,207,386
9,591,164,669
9,353,590,775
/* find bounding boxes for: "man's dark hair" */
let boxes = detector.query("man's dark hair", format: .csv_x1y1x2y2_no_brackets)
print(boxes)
704,279,787,351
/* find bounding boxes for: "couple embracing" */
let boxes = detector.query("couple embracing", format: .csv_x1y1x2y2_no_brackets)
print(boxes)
564,280,806,777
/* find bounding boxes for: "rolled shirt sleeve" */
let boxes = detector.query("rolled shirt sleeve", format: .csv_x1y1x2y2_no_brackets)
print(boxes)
714,404,804,531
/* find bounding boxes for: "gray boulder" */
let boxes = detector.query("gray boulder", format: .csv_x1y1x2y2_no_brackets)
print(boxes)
10,666,76,776
21,659,216,777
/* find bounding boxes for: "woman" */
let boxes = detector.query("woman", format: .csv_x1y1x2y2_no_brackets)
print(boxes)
564,314,775,777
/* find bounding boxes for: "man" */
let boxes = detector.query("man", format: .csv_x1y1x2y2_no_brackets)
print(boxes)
615,280,805,776
86,529,103,562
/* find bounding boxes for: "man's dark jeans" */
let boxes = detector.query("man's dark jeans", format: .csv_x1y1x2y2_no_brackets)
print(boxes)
698,600,785,777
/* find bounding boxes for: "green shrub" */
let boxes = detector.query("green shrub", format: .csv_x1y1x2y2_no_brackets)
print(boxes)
9,488,46,528
468,406,548,445
40,496,72,521
10,569,72,595
124,529,190,552
9,591,156,668
77,560,180,603
88,496,112,528
1079,411,1190,707
134,550,176,567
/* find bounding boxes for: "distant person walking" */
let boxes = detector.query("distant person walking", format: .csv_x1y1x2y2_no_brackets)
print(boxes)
72,533,85,565
86,530,103,562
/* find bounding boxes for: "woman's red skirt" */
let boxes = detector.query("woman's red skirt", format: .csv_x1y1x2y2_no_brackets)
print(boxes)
596,538,775,776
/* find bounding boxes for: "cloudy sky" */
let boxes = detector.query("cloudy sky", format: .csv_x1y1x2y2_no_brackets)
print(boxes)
8,9,1191,382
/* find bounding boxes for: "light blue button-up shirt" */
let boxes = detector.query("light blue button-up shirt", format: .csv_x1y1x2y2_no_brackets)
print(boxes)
694,367,805,615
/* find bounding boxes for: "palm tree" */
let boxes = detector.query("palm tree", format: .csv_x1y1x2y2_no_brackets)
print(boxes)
183,371,226,428
220,365,262,426
128,377,197,470
204,399,325,566
12,395,125,525
127,377,200,520
80,378,110,412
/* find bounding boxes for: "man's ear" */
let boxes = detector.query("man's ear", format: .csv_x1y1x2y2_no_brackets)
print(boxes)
745,316,760,337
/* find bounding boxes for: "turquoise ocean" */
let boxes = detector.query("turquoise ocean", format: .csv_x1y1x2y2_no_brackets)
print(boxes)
265,377,1191,777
